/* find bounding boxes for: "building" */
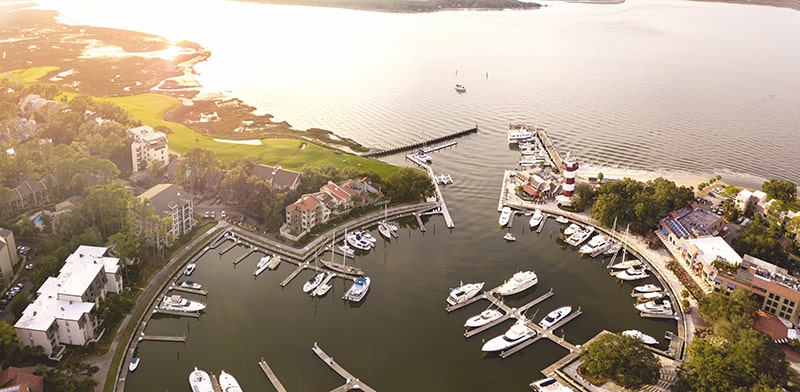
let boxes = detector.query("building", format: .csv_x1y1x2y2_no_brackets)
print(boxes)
560,151,578,197
0,366,44,392
127,125,169,173
137,184,195,246
0,228,19,285
2,174,60,218
735,189,769,214
250,164,301,191
14,246,122,360
677,236,742,284
659,204,727,246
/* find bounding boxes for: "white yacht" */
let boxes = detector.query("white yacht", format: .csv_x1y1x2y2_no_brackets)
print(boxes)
447,282,484,306
634,284,662,293
565,226,594,246
563,223,581,236
337,244,356,257
507,124,534,144
530,377,575,392
498,206,513,227
378,222,393,240
529,207,544,229
160,295,206,312
189,367,214,392
312,273,334,297
179,280,201,290
497,271,538,296
610,258,642,270
414,150,432,163
615,265,649,281
253,256,271,276
184,263,196,276
346,231,374,251
219,370,243,392
345,276,371,302
579,234,609,255
636,298,672,314
267,255,281,270
538,306,572,329
303,272,325,293
637,291,665,302
555,216,570,224
603,241,622,256
503,232,516,241
129,357,140,372
622,329,658,345
455,84,466,92
481,318,537,352
464,308,504,328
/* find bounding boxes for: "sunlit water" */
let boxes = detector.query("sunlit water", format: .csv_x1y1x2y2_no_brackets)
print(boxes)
26,0,800,390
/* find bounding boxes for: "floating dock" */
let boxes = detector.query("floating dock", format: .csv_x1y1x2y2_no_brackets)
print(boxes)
138,334,187,343
153,309,200,318
312,342,377,392
258,358,288,392
168,285,209,296
361,127,477,158
233,248,258,265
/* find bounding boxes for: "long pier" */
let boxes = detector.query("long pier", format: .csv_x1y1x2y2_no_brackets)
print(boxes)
233,248,258,265
535,128,563,173
152,309,200,318
312,342,377,392
463,289,555,338
362,126,477,158
258,358,288,392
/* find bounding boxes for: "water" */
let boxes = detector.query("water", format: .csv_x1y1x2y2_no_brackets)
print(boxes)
28,0,800,389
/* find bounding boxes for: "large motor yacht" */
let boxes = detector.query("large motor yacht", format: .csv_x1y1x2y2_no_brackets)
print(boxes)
447,282,485,306
507,123,534,144
498,206,513,227
345,276,371,302
622,329,658,345
481,318,537,352
219,370,244,392
160,295,206,312
529,207,544,229
497,271,538,296
538,306,572,329
188,367,214,392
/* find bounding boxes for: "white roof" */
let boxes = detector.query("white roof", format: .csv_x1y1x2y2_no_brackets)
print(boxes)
65,246,119,274
16,277,95,331
57,262,104,298
687,237,742,266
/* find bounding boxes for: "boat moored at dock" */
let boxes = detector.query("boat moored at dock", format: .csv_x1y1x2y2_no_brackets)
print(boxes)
188,367,214,392
565,226,594,246
634,284,662,293
481,318,537,352
636,298,672,315
507,123,534,144
538,306,572,329
579,234,610,255
184,263,196,276
447,281,484,306
464,308,504,328
562,223,580,236
529,206,544,229
503,232,516,241
179,280,201,290
345,276,371,302
303,272,326,293
254,256,272,276
498,206,513,226
622,329,658,345
129,357,140,372
219,370,243,392
530,377,575,392
160,295,206,312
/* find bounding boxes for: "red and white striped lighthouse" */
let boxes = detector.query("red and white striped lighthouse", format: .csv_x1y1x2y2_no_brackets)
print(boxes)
561,151,578,197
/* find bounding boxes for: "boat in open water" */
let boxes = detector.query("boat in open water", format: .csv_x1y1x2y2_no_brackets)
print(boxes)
188,367,214,392
503,232,516,241
497,271,538,296
622,329,658,345
455,83,466,92
481,318,537,352
538,306,572,329
447,281,484,306
219,370,243,392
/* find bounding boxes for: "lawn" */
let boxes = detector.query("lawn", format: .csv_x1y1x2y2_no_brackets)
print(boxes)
2,66,60,83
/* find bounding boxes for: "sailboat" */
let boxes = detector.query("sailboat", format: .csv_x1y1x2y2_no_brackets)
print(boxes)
321,231,365,276
378,203,396,240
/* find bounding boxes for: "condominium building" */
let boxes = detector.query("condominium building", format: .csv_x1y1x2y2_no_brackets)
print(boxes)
137,184,195,247
128,125,169,172
0,228,19,285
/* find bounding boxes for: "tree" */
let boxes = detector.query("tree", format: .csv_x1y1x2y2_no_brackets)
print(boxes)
572,182,595,211
9,294,29,319
698,290,758,333
580,332,661,389
98,293,135,328
35,362,98,392
176,148,220,193
0,321,20,362
731,214,787,267
762,179,797,204
383,168,433,202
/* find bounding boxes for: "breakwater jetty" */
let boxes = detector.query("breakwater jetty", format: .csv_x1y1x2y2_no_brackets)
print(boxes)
361,126,478,158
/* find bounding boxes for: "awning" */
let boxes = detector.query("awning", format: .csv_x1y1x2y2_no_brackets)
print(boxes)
713,278,722,284
727,283,735,289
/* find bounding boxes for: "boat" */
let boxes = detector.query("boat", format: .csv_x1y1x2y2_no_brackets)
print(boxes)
464,308,504,328
345,276,371,302
565,225,594,246
622,329,658,345
253,256,271,276
179,280,201,290
129,357,140,372
507,123,534,144
312,273,334,297
637,291,665,302
563,223,581,236
219,370,243,392
267,255,281,270
303,272,326,293
481,318,537,352
337,244,356,257
636,298,672,314
188,367,214,392
634,284,662,293
455,83,466,92
498,206,513,226
497,271,538,296
555,215,570,224
437,173,453,185
321,232,365,276
378,222,393,240
447,281,485,306
609,258,642,270
503,232,516,241
346,230,374,251
603,241,622,255
615,264,649,281
529,207,544,229
530,377,575,392
414,150,432,163
538,306,572,329
184,263,196,276
160,295,206,312
579,234,610,255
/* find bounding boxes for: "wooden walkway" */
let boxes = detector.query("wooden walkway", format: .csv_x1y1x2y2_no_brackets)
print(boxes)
152,309,200,318
312,342,377,392
138,334,186,343
536,128,563,172
233,248,259,265
168,285,208,296
463,289,555,338
258,358,288,392
361,126,477,158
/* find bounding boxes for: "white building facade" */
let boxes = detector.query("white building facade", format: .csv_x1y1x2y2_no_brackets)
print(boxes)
128,125,169,172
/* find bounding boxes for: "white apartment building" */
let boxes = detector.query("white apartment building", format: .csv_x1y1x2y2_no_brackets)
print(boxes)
128,125,169,172
14,246,122,360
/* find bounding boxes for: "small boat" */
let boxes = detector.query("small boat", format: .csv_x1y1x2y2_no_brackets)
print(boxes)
303,272,326,293
267,255,281,270
464,308,504,328
603,241,622,255
189,367,214,392
555,216,570,224
498,206,513,226
538,306,572,329
337,244,356,257
634,284,662,293
312,273,334,297
160,295,206,312
129,357,140,372
565,225,594,246
447,281,484,306
179,281,201,290
437,174,453,185
378,222,393,240
530,377,575,391
481,318,537,352
609,258,642,270
529,207,544,229
615,264,649,281
455,83,466,92
414,150,432,163
345,276,371,302
622,329,658,345
254,256,271,276
637,291,665,302
507,123,534,144
497,271,538,296
184,263,196,276
636,298,672,314
503,232,516,241
563,223,581,236
219,370,243,392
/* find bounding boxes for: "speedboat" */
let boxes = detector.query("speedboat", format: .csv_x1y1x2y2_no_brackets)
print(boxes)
267,255,281,269
415,150,432,163
455,83,466,92
184,263,196,276
529,207,544,229
503,232,516,241
563,223,581,236
615,264,649,281
219,370,243,392
337,244,356,257
345,276,371,302
498,206,513,226
538,306,572,329
179,280,201,290
447,281,484,306
634,284,662,293
579,234,609,255
254,256,271,276
636,298,672,314
464,308,503,328
530,377,574,392
481,318,537,352
555,215,570,224
565,226,594,246
378,222,393,240
303,272,325,293
610,258,642,270
129,357,140,372
189,367,214,392
346,232,373,251
622,329,658,345
160,295,206,312
507,123,534,144
497,271,538,296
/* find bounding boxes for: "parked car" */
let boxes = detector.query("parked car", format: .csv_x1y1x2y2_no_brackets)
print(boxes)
204,211,210,218
221,210,226,218
24,263,33,270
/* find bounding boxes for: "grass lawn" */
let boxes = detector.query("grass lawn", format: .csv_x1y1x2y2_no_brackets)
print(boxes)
2,66,60,83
